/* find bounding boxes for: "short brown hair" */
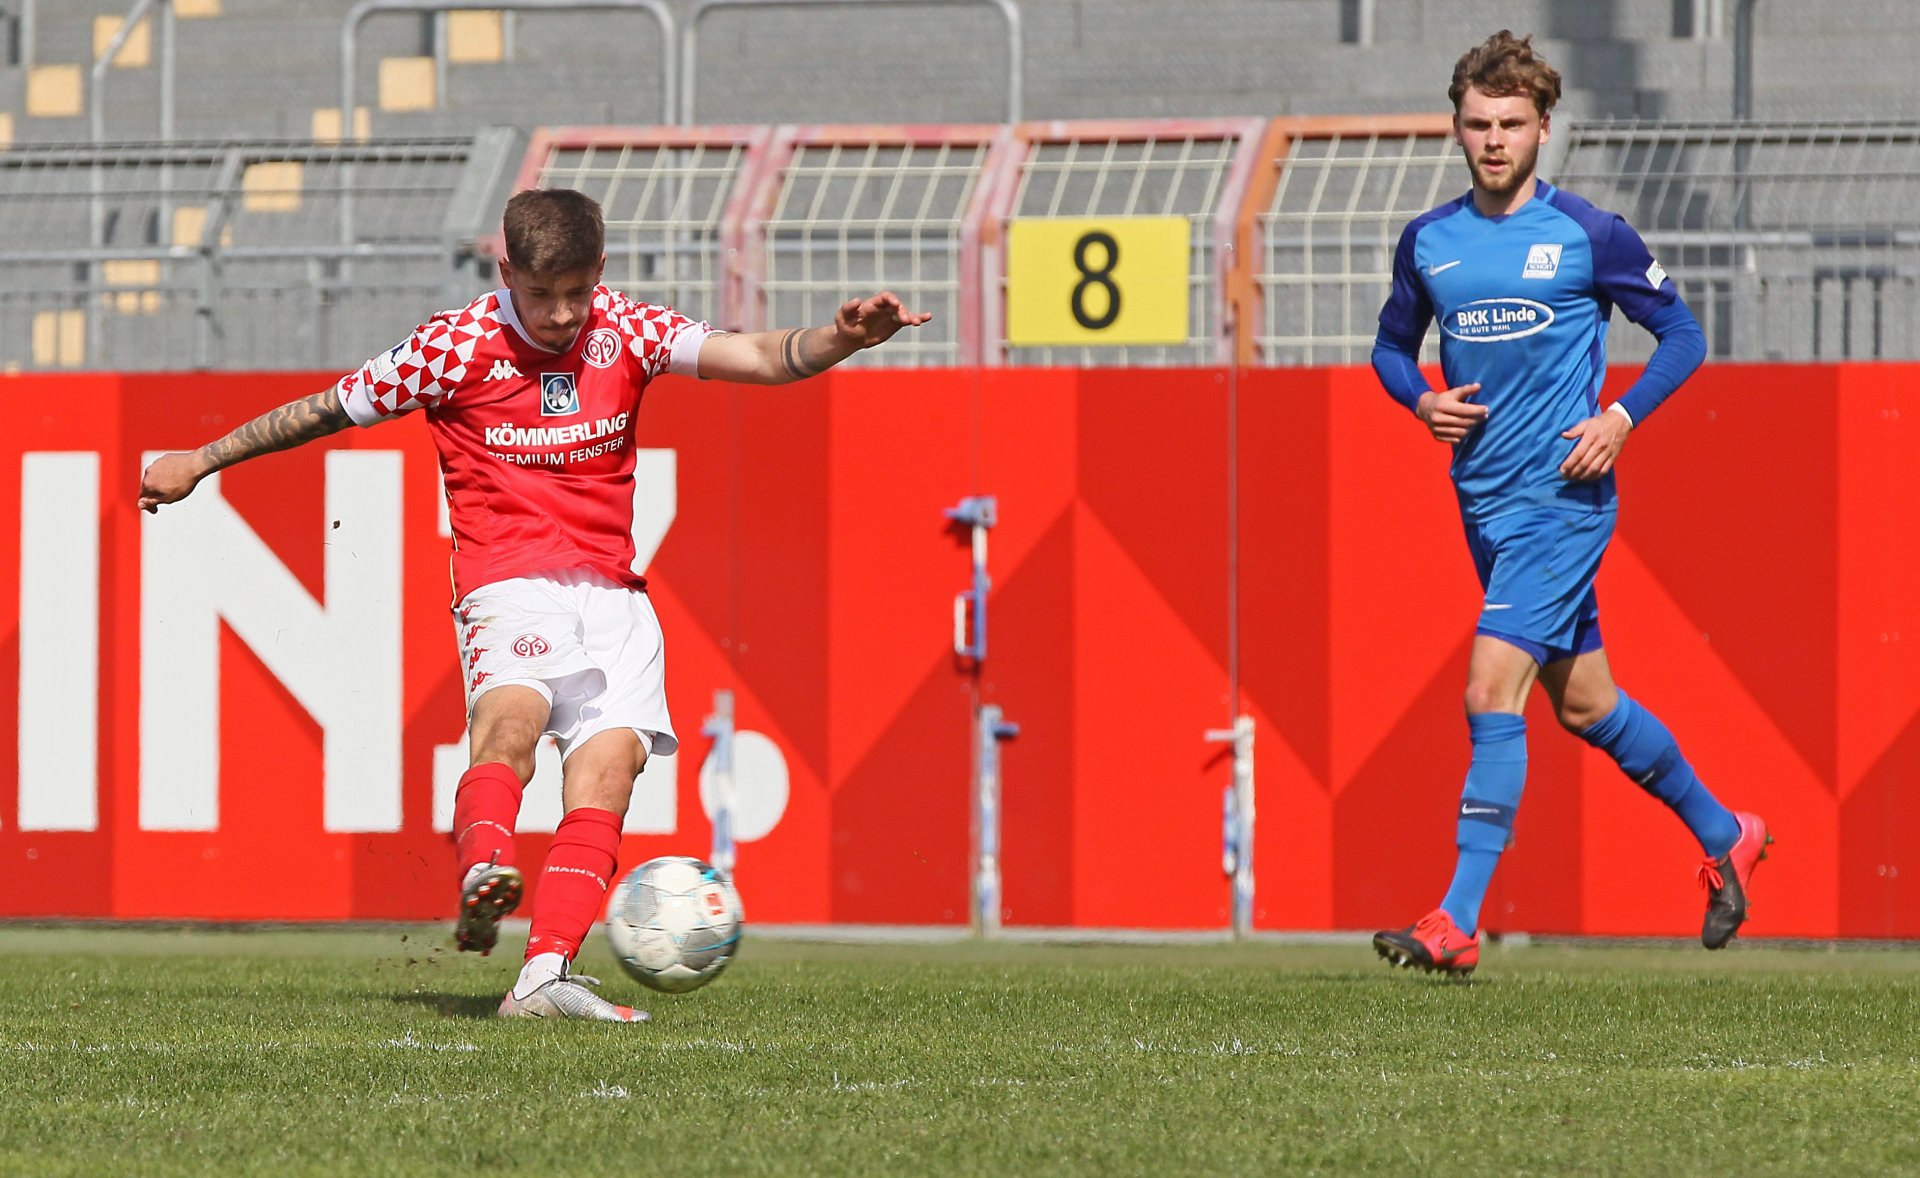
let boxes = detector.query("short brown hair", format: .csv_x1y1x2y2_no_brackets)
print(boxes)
1449,30,1562,117
502,188,604,274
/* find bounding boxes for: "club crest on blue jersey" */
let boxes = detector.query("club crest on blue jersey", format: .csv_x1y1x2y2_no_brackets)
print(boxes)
540,372,580,416
1523,243,1563,279
1443,297,1555,343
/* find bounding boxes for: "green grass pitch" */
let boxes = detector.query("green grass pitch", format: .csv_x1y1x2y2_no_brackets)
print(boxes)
1,925,1915,1175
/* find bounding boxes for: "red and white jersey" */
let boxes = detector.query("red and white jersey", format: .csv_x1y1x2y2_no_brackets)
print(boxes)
335,285,711,602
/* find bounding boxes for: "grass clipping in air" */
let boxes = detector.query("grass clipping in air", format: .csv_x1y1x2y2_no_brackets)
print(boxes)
0,927,1915,1174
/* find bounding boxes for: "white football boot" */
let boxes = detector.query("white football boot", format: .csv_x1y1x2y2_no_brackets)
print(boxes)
497,962,650,1023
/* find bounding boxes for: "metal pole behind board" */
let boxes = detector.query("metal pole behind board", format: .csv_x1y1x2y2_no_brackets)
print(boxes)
1206,714,1255,938
947,495,1017,936
702,688,738,881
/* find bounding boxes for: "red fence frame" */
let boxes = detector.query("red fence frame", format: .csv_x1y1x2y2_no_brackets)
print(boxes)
495,115,1461,365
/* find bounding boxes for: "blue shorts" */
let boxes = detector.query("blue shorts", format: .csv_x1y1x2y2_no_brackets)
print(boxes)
1462,506,1613,666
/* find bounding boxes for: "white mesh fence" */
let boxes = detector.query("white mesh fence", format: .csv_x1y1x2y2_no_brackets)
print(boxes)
1254,130,1461,366
758,138,992,368
1550,121,1920,361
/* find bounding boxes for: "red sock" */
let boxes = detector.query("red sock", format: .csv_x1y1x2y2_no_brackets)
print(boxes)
526,806,623,962
453,762,524,877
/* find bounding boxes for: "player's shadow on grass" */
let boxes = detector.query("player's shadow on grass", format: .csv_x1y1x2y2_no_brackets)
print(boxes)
389,990,502,1019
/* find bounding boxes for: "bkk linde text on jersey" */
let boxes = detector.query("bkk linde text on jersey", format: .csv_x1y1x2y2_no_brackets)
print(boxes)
1458,304,1539,327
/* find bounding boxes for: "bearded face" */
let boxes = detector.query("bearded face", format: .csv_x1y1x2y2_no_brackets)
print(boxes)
1454,88,1548,205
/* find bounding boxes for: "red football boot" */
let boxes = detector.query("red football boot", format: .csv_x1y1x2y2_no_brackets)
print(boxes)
1700,811,1772,949
1373,908,1480,977
454,858,523,955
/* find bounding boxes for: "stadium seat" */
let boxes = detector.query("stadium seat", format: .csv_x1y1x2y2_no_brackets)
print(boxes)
26,64,83,119
310,106,372,144
378,56,436,113
446,10,504,65
240,161,304,214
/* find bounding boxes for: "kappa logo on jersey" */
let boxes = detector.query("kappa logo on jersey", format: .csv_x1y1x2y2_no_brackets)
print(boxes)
582,327,622,369
363,341,406,384
540,373,579,416
486,359,522,381
1443,297,1555,343
1522,243,1563,279
511,634,550,658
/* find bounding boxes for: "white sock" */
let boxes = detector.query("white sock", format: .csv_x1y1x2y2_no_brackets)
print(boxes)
513,952,567,999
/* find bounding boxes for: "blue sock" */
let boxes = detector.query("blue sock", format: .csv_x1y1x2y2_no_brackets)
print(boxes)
1579,692,1739,858
1440,712,1528,936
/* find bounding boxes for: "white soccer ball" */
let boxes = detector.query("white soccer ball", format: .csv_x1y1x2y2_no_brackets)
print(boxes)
603,856,744,993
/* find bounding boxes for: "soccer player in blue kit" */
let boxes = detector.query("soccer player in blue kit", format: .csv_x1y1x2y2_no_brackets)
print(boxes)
1369,31,1771,977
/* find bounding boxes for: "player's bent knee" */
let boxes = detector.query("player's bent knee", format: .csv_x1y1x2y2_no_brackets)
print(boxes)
470,720,543,776
469,686,550,782
562,767,636,815
1463,682,1524,716
1557,703,1607,733
561,729,647,813
1553,688,1618,733
472,747,538,784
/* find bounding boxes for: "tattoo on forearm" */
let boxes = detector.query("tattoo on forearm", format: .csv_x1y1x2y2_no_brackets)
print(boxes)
205,388,350,469
780,328,824,380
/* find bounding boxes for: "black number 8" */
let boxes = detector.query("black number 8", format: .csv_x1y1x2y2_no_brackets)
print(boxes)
1070,231,1120,330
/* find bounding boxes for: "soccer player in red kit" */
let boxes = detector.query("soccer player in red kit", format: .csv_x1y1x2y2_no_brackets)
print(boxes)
138,188,929,1021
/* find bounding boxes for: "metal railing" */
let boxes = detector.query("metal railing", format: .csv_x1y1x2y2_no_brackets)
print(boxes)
340,0,679,127
680,0,1022,125
1552,120,1920,361
0,137,480,371
78,0,1017,148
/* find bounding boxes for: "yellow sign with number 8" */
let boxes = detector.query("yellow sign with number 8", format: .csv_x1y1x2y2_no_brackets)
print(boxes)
1005,217,1191,346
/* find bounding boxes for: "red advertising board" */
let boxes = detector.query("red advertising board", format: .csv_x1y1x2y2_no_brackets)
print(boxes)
2,365,1916,936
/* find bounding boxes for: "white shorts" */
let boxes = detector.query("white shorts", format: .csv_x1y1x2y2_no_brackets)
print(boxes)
453,568,678,760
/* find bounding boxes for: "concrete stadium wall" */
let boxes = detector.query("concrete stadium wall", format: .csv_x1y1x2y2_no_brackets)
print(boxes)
2,363,1915,938
6,0,1920,144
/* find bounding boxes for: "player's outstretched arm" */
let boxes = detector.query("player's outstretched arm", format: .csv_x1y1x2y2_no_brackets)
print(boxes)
137,384,353,512
694,292,931,385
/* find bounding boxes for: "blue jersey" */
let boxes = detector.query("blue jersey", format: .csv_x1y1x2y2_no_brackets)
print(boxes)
1375,182,1684,519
